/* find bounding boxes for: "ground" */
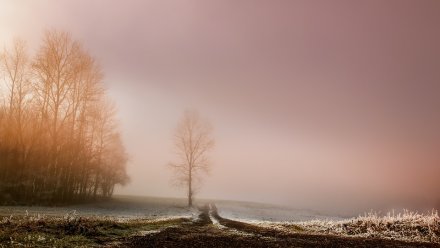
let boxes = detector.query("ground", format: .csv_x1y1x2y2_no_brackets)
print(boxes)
0,196,438,247
121,204,438,248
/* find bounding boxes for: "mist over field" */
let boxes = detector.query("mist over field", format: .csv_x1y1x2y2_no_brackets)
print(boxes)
2,1,440,247
1,0,440,215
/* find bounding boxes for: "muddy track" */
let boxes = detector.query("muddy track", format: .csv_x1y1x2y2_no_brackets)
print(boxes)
119,204,439,248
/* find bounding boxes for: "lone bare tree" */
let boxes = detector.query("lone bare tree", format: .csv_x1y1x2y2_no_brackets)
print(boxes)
169,110,214,207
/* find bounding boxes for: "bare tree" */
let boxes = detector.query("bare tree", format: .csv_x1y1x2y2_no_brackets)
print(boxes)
0,30,128,204
169,110,214,207
0,39,32,190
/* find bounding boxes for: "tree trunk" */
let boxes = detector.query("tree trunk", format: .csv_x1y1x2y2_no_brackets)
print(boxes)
188,168,192,207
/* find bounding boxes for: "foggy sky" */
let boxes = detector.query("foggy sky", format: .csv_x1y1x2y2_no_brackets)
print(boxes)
1,0,440,211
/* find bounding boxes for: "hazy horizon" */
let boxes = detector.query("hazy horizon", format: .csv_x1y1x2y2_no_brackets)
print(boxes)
1,0,440,212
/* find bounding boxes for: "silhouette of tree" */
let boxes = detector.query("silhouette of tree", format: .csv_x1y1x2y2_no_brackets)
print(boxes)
169,110,214,207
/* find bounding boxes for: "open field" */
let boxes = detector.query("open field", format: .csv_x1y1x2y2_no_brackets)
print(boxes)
0,196,196,220
215,200,343,223
0,195,338,222
0,196,439,247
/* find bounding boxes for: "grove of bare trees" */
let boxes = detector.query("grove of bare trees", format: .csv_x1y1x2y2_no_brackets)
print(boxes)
169,110,214,207
0,31,129,205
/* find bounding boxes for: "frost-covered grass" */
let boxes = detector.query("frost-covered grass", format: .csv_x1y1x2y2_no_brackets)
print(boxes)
216,200,341,223
0,196,199,247
0,211,188,247
2,196,438,245
285,209,440,243
0,195,196,220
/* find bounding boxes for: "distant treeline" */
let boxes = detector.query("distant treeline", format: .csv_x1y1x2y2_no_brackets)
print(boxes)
0,31,129,205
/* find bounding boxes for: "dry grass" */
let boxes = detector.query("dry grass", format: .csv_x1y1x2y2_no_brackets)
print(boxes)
0,211,187,247
289,209,440,243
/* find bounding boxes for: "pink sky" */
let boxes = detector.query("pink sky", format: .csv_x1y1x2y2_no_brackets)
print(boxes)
1,0,440,211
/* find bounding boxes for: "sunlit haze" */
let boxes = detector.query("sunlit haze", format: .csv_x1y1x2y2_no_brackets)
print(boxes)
1,0,440,213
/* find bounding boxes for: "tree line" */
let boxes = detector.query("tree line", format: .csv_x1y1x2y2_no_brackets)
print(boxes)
0,31,129,205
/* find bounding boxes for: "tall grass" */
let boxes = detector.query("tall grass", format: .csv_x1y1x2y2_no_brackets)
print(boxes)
0,211,187,247
294,209,440,243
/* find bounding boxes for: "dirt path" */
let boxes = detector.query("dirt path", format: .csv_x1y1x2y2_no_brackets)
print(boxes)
119,204,439,248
